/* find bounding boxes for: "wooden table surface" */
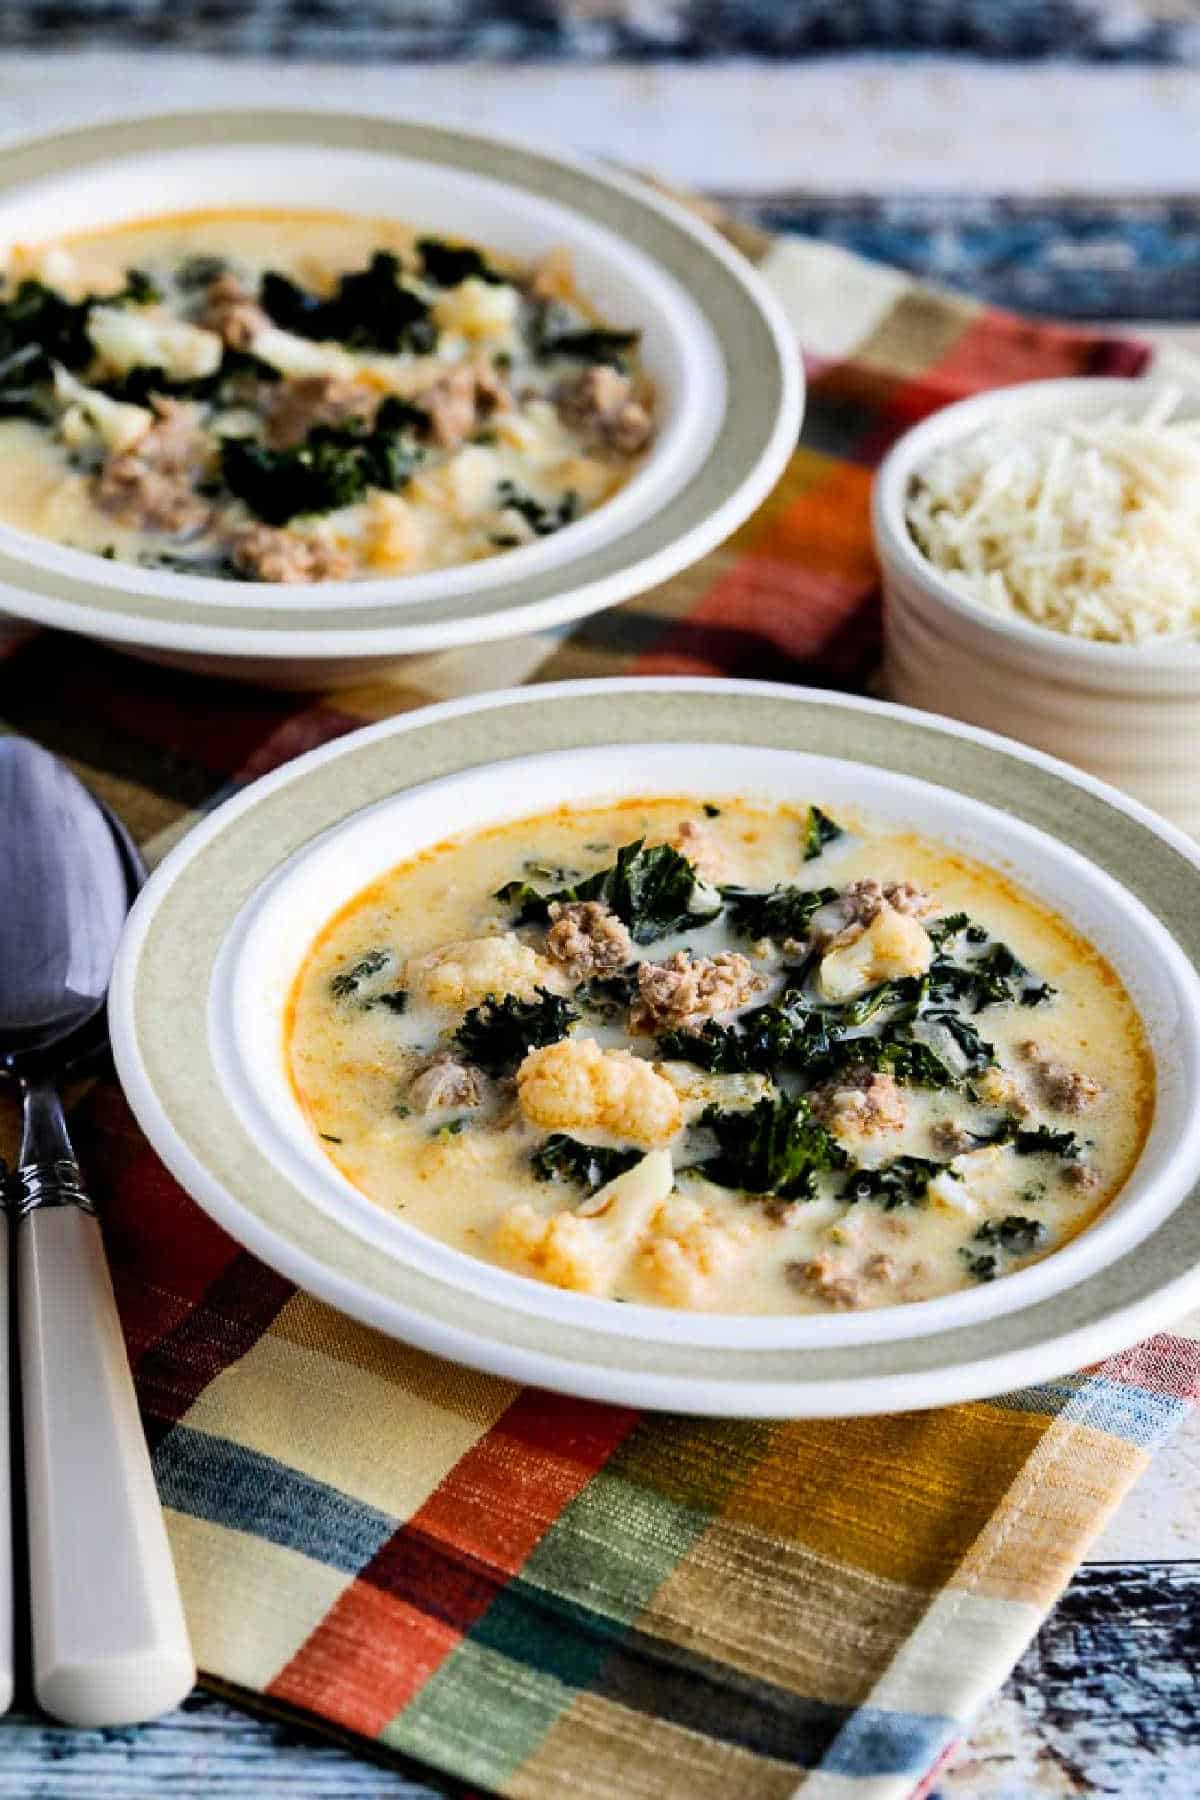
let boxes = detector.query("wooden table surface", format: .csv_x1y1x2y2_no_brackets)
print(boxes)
2,50,1198,1797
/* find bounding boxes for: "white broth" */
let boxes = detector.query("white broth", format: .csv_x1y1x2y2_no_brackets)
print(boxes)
0,210,654,582
287,797,1153,1315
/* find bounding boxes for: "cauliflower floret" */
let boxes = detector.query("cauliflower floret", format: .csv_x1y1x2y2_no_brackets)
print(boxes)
432,278,520,345
636,1193,753,1306
817,904,933,1002
53,366,152,454
365,490,424,570
245,322,357,382
517,1037,682,1146
406,933,569,1010
87,305,223,382
928,1144,1013,1218
495,1148,673,1295
659,1064,772,1122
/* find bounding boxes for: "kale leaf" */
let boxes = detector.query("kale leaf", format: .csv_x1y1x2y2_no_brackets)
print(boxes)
929,941,1056,1013
0,342,53,422
720,883,838,941
803,804,844,861
536,324,639,367
968,1118,1081,1159
496,838,721,946
843,1156,944,1210
531,1134,644,1193
921,1009,995,1074
260,252,436,353
329,948,393,999
574,969,639,1019
960,1250,998,1283
495,480,580,537
0,268,159,383
926,911,971,951
840,1030,959,1089
1011,1124,1081,1159
658,997,841,1078
700,1094,846,1198
417,237,507,287
453,987,578,1077
974,1214,1046,1255
221,398,425,524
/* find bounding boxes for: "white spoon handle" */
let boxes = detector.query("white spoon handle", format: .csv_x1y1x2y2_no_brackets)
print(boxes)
18,1193,195,1725
0,1213,13,1716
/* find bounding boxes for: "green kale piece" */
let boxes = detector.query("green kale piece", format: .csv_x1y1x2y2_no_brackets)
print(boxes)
0,342,53,422
969,1118,1081,1159
574,969,639,1019
926,911,972,951
495,480,580,537
843,1155,944,1210
260,252,436,353
0,266,160,387
802,804,843,861
369,989,409,1015
700,1094,846,1199
496,838,721,946
842,975,925,1028
531,1134,644,1193
658,996,841,1078
960,1250,998,1282
974,1215,1046,1255
720,883,838,941
329,948,392,999
221,398,425,524
1011,1124,1081,1159
417,238,506,287
840,1030,959,1089
454,987,578,1078
536,324,640,367
927,941,1055,1013
922,1009,995,1074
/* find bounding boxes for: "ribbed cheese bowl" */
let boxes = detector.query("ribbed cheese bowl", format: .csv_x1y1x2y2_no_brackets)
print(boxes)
873,377,1200,839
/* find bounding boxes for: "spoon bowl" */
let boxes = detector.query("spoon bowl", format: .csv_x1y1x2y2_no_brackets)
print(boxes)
0,741,130,1058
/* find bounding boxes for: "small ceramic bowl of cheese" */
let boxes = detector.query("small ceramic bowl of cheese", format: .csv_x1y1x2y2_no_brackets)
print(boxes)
873,377,1200,837
0,109,800,685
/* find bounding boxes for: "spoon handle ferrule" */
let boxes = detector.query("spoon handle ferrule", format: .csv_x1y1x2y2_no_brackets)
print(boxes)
7,1159,96,1219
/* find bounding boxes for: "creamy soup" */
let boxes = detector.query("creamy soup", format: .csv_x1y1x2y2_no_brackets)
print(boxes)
287,799,1153,1315
0,211,654,582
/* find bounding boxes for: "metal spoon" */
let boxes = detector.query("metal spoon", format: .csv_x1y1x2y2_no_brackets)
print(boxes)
0,738,195,1726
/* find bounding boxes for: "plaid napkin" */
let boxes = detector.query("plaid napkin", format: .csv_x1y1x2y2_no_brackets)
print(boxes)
1,220,1197,1799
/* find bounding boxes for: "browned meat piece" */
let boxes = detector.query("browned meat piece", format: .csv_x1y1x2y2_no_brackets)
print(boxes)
554,365,653,454
1062,1162,1100,1190
95,396,210,535
839,878,934,928
200,273,271,350
631,950,767,1035
263,376,380,449
785,1256,864,1309
407,1053,484,1114
418,359,509,450
544,900,634,981
862,1253,897,1282
929,1118,977,1156
812,1067,907,1138
226,523,354,584
1018,1040,1103,1113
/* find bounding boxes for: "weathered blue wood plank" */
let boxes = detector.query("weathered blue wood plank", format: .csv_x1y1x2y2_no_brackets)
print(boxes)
936,1562,1200,1796
0,1565,1195,1795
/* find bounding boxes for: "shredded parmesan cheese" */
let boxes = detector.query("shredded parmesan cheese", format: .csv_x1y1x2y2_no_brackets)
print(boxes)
905,387,1200,644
